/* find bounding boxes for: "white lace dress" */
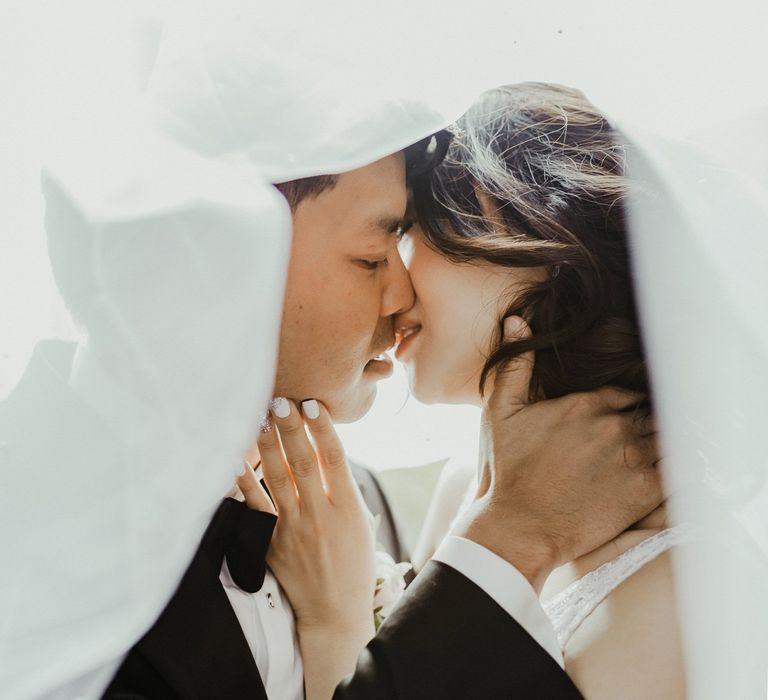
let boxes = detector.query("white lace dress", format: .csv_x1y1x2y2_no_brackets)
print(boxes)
453,477,697,652
541,524,697,650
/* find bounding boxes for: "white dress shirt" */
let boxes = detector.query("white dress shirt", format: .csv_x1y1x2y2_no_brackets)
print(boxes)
222,538,563,698
220,562,304,700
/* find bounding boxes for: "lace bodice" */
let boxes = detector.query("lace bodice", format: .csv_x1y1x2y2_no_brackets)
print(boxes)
542,524,699,650
453,476,702,652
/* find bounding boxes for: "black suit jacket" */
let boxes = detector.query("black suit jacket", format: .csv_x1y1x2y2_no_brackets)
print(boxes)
104,499,271,699
105,481,582,699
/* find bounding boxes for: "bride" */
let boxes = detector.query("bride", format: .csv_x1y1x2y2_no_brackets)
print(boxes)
398,81,719,699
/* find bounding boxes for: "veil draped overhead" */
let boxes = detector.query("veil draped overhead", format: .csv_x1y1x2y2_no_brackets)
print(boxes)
1,0,766,698
0,2,474,698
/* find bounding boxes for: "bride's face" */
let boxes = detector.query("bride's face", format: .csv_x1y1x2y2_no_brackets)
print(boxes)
394,226,544,406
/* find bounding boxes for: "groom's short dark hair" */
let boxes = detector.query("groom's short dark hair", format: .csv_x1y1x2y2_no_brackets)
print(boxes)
275,174,338,209
275,130,452,210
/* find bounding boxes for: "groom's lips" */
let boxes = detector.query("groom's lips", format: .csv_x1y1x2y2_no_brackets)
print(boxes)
363,346,395,378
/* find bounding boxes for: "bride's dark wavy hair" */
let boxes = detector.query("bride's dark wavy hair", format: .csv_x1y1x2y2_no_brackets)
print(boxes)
412,82,649,403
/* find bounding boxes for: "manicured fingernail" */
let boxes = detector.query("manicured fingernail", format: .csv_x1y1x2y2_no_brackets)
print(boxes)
258,413,272,432
302,399,320,420
270,397,290,418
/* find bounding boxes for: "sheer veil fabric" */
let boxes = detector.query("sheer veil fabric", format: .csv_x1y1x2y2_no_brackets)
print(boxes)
0,3,474,698
1,1,767,698
624,126,768,698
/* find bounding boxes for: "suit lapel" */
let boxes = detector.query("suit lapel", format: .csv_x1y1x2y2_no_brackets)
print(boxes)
112,501,270,699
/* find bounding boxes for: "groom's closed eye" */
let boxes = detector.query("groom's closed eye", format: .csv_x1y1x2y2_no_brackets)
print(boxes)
353,217,411,271
357,258,389,271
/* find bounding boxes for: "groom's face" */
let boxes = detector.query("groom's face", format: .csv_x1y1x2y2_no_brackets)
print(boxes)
273,154,414,422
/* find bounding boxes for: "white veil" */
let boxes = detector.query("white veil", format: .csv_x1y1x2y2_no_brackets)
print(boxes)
625,128,768,698
1,1,766,698
0,2,473,698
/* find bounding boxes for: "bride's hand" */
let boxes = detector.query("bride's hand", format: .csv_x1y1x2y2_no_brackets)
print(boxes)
237,397,376,699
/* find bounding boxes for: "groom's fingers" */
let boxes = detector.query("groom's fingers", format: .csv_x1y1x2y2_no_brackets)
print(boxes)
269,397,327,515
301,399,356,502
594,386,645,413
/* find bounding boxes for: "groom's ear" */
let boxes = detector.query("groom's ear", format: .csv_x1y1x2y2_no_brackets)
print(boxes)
485,316,534,411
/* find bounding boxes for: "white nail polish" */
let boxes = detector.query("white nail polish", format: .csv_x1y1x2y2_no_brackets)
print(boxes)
302,399,320,420
270,397,290,418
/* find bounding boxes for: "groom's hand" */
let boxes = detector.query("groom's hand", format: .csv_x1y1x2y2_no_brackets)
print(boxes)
453,316,662,593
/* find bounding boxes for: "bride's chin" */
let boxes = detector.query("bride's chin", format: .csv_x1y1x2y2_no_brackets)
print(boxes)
414,380,483,408
407,376,445,406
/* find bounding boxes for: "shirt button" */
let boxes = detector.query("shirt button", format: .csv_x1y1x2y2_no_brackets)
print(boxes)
267,592,275,609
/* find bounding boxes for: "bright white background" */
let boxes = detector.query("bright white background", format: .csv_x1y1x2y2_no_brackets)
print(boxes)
336,362,481,471
2,1,766,474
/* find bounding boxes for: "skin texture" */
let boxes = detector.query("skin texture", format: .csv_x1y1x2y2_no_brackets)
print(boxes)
273,154,414,422
395,226,546,405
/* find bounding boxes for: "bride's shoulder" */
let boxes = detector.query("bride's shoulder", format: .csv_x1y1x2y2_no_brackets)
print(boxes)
564,541,687,699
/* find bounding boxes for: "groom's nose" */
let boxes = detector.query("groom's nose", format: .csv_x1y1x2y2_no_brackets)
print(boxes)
381,250,415,317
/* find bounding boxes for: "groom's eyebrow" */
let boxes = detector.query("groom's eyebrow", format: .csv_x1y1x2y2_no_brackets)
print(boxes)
375,216,411,236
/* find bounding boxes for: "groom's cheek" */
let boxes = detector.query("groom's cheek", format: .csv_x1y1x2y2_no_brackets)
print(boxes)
273,323,365,420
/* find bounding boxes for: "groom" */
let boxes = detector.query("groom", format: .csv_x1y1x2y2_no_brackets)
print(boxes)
102,141,661,698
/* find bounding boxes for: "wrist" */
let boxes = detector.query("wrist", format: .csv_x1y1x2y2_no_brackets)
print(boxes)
298,621,374,700
453,505,559,594
298,615,375,651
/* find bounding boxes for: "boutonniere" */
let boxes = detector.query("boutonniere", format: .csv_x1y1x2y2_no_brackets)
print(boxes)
370,514,411,631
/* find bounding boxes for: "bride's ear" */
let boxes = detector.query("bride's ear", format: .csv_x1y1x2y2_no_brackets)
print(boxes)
483,315,534,408
502,315,530,343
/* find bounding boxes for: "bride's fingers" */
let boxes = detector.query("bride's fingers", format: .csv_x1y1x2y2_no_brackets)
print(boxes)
301,399,356,502
257,419,299,518
269,397,327,516
237,460,276,515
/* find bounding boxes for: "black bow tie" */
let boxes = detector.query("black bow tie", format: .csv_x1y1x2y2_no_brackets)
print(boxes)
201,497,278,593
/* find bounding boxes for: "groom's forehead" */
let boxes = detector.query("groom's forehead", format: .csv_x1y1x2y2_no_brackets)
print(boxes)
333,158,409,229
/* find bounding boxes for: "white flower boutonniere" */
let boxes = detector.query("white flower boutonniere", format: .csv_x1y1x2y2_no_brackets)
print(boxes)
373,549,411,631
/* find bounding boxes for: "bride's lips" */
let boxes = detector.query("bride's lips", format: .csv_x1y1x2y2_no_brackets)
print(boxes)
394,324,421,361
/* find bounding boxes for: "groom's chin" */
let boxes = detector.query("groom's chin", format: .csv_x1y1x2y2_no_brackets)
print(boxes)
325,383,377,424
